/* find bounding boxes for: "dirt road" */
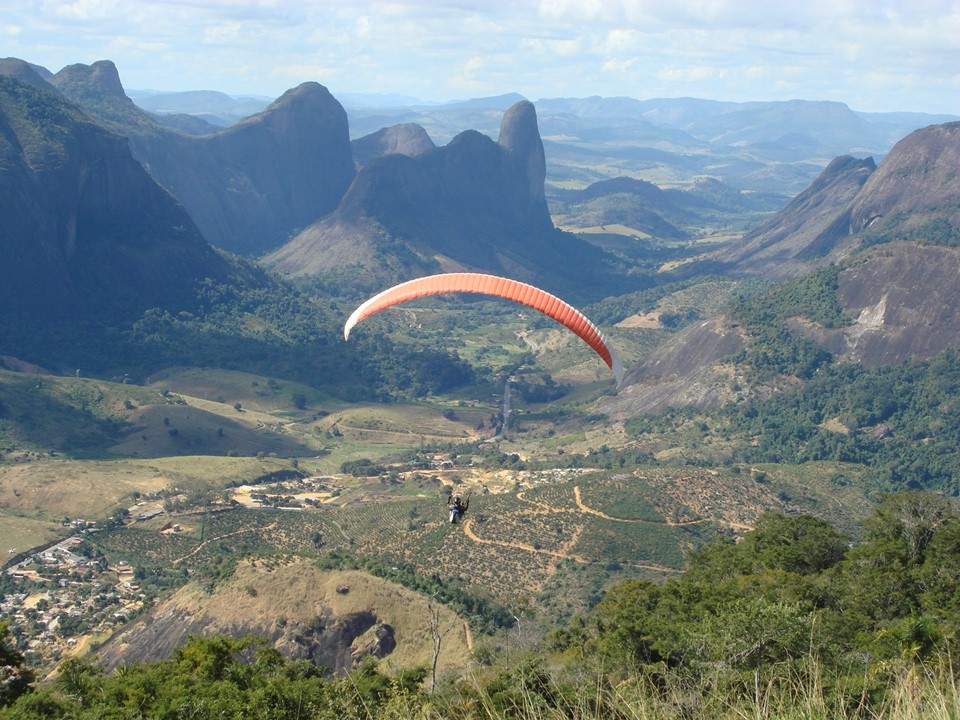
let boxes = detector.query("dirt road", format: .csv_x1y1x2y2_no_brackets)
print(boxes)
461,518,678,574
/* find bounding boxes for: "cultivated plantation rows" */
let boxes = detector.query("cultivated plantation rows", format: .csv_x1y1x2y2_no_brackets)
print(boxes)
89,468,748,606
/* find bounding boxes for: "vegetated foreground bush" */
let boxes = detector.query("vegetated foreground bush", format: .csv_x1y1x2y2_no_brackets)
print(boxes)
4,639,958,719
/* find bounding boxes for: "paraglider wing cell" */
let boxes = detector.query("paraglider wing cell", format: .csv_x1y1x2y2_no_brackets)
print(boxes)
343,272,623,385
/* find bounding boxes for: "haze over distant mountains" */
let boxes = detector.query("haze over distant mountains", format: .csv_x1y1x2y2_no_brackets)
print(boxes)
345,94,957,196
4,52,960,453
118,82,956,196
712,122,960,277
4,53,959,314
265,100,630,297
43,60,355,257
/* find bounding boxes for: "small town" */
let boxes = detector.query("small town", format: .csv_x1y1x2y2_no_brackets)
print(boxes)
3,530,148,671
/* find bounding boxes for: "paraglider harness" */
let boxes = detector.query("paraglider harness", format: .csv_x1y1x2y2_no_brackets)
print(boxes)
447,492,470,524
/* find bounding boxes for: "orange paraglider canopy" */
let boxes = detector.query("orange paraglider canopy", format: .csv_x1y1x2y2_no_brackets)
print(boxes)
343,273,623,386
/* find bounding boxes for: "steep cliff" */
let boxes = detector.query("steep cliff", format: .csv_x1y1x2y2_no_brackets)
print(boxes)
0,76,230,321
266,101,626,297
49,60,355,255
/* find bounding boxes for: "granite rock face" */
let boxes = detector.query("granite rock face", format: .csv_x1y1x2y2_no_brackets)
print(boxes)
48,60,355,255
0,75,230,321
266,101,624,297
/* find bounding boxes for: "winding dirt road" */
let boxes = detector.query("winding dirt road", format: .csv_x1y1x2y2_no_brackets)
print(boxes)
461,518,679,574
573,485,754,531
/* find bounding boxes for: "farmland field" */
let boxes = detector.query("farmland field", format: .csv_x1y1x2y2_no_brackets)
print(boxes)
0,514,61,556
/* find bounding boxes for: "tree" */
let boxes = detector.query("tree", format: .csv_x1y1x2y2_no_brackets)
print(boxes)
427,601,453,692
0,621,33,707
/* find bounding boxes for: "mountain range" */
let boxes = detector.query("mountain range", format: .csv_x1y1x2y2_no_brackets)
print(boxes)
265,101,630,297
43,60,355,257
712,122,960,276
107,82,956,197
0,57,636,305
4,53,960,369
345,94,957,195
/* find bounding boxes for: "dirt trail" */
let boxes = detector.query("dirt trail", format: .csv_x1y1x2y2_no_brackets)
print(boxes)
546,525,584,578
515,491,570,515
573,485,644,523
461,519,678,574
329,518,352,543
462,518,589,562
494,380,511,440
573,485,700,525
172,523,276,566
335,423,465,442
572,485,752,530
463,621,474,652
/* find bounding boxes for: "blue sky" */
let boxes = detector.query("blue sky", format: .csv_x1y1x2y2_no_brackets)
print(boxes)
2,0,958,113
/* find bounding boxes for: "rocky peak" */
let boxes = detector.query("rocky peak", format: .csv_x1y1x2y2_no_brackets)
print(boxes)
226,81,349,146
262,81,337,116
351,123,435,167
0,75,229,322
52,60,126,99
819,155,876,183
0,58,52,90
43,62,356,256
498,100,546,205
848,122,960,236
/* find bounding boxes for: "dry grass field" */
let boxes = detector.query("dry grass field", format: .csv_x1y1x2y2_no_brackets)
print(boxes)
0,514,61,556
98,559,473,676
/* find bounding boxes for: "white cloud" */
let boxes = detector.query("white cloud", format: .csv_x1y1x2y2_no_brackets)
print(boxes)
271,63,336,81
53,0,118,21
657,65,727,82
355,15,370,38
602,57,637,73
106,35,167,53
520,37,582,57
0,0,955,112
602,28,638,53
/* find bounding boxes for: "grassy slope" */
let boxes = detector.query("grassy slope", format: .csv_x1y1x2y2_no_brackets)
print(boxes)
99,559,473,675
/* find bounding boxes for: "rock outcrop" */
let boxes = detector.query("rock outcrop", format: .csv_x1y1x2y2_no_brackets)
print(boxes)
0,75,230,322
266,101,626,297
46,60,355,255
96,563,471,677
792,242,960,367
602,317,748,417
0,57,53,90
847,122,960,240
351,123,434,167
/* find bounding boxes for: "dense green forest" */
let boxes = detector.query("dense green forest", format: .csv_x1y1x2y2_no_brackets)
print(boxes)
0,275,475,401
730,266,845,381
726,351,960,494
4,495,957,719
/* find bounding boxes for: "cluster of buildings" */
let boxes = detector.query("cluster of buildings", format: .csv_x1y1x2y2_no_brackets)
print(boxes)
234,474,342,510
2,538,146,669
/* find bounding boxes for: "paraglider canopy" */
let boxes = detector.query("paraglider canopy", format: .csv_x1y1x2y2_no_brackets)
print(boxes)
343,272,623,386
